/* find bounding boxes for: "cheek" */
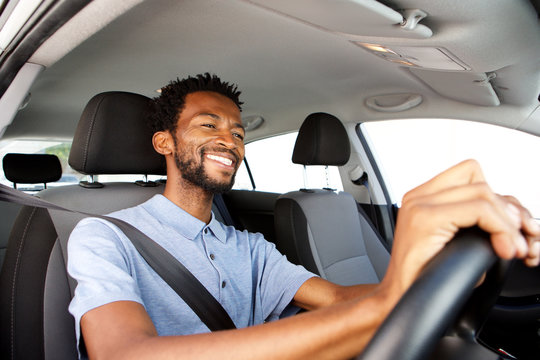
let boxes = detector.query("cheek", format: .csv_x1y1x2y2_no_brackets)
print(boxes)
175,138,204,162
238,143,245,157
177,134,201,152
236,155,245,170
236,147,245,163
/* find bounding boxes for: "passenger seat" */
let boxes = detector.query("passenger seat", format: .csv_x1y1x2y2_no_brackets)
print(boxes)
0,153,62,269
274,113,390,286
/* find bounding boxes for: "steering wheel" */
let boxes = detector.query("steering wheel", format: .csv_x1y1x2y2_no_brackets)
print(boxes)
357,227,510,360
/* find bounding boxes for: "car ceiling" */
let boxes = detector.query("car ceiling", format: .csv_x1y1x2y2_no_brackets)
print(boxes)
2,0,539,142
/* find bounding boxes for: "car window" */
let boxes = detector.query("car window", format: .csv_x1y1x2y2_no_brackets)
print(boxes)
234,132,344,193
0,140,167,189
361,119,540,218
0,139,81,191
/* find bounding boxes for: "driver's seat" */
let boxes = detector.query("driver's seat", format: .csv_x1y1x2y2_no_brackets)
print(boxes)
0,92,166,359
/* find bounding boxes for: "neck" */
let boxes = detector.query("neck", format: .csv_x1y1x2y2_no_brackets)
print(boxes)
162,177,214,224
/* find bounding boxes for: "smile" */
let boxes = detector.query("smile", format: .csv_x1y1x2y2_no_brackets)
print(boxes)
206,154,233,166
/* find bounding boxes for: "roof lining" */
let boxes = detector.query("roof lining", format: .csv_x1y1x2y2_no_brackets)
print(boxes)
29,0,144,67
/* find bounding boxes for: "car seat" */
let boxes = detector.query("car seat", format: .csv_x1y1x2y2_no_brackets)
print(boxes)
0,153,62,270
3,153,62,190
274,112,390,286
0,91,167,360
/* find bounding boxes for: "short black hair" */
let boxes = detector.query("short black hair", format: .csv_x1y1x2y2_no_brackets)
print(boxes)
148,73,243,134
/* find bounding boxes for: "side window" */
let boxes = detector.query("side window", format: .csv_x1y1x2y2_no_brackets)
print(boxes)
361,119,540,218
234,132,343,193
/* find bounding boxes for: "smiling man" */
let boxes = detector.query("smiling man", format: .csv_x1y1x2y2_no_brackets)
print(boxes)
67,73,540,360
151,86,246,222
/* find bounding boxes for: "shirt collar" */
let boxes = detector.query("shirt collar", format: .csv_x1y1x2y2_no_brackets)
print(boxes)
143,194,227,243
207,214,227,243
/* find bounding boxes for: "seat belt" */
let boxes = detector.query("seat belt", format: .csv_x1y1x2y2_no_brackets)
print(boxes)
0,183,236,332
353,171,379,231
213,193,236,227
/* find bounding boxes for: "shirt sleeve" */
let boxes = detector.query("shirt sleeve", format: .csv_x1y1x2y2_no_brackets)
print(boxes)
67,217,144,349
250,233,317,322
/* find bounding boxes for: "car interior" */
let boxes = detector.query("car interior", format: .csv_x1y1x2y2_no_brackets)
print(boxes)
274,112,390,285
0,0,539,359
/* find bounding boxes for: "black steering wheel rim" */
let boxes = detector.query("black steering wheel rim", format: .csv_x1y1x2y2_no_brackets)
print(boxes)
358,227,500,360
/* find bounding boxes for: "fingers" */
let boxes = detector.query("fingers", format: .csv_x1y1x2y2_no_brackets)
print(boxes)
402,175,537,263
403,196,524,260
403,159,487,201
502,196,540,236
525,243,540,267
502,196,540,267
390,159,540,298
407,183,514,236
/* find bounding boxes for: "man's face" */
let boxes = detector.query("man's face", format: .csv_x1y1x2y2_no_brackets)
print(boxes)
172,91,245,193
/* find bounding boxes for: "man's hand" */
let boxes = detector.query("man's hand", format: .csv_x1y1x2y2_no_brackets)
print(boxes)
382,159,540,295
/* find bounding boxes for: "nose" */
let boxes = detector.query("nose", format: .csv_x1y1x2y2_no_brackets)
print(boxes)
215,130,237,149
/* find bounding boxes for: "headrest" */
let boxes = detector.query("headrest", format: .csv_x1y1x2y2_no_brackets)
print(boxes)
292,112,350,166
68,92,166,175
3,153,62,184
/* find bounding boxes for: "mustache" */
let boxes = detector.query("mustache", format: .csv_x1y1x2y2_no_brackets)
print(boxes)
200,146,240,164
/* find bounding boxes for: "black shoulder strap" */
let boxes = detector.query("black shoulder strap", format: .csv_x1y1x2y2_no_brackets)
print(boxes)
354,172,379,231
0,183,236,331
213,193,236,227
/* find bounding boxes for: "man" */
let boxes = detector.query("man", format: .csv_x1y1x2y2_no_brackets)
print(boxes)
68,73,540,359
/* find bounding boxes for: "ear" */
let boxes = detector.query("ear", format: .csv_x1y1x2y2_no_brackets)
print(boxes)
152,131,174,155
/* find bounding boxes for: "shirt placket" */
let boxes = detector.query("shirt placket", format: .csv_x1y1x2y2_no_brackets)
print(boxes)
202,226,226,299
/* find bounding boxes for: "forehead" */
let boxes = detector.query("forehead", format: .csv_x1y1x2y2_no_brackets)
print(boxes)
180,91,241,119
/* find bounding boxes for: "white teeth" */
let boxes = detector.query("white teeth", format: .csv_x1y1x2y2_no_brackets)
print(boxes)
207,154,233,166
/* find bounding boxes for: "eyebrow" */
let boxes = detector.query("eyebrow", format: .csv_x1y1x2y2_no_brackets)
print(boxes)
199,112,245,132
233,122,245,132
199,112,220,120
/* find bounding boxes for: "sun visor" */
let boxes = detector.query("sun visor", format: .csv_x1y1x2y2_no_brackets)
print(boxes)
518,104,540,136
408,68,500,107
246,0,432,39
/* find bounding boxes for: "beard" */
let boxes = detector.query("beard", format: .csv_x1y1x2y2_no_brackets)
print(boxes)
173,146,237,194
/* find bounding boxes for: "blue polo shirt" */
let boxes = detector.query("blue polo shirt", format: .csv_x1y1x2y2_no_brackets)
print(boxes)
68,194,315,351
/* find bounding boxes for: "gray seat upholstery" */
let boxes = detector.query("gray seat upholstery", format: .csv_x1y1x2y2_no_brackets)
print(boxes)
0,153,62,268
274,112,390,286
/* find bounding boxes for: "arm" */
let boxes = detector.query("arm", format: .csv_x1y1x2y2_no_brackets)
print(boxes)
293,277,378,311
82,291,396,360
82,159,540,360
